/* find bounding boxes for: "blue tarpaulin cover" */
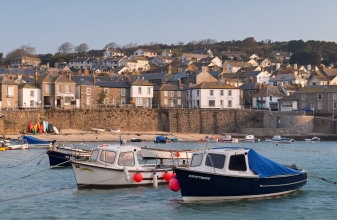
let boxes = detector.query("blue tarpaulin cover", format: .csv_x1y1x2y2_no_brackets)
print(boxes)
248,148,302,178
23,135,52,144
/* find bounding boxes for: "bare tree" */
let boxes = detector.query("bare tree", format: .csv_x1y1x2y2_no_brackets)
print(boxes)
20,44,36,55
57,42,74,54
75,43,89,53
104,42,119,49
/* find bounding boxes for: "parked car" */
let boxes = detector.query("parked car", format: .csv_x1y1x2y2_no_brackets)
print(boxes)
299,108,313,113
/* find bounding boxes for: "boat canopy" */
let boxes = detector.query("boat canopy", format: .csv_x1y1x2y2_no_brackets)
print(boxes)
23,135,52,144
248,149,302,178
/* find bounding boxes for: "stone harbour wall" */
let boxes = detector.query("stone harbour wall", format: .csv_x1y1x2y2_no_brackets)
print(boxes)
0,109,335,137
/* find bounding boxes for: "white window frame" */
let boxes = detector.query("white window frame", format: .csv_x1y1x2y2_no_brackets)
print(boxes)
121,88,126,96
86,88,91,95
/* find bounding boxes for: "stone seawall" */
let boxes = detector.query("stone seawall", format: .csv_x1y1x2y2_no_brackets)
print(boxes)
0,109,334,137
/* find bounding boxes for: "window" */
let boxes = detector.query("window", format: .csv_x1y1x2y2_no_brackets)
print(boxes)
318,101,322,109
65,97,71,105
229,154,247,171
164,91,168,97
90,149,100,160
118,152,135,166
112,98,116,106
205,153,226,169
301,94,306,100
249,90,252,96
121,88,126,96
177,99,181,105
171,91,175,97
66,85,70,93
138,87,142,95
147,87,151,95
104,88,109,94
104,98,109,104
30,100,34,107
228,90,232,96
228,100,232,107
121,98,126,104
210,90,214,96
136,97,143,106
164,99,168,105
86,88,91,95
58,85,61,93
334,102,337,109
177,91,181,97
270,96,272,101
100,150,116,164
209,100,215,107
318,93,322,100
7,86,14,96
220,90,224,96
30,90,34,98
86,97,91,105
190,154,203,167
197,90,200,96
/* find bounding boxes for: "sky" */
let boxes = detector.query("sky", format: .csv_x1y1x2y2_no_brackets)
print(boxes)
2,0,337,56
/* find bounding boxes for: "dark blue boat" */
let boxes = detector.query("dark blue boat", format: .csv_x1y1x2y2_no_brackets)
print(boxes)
153,135,169,143
21,135,55,148
46,145,90,167
170,147,307,201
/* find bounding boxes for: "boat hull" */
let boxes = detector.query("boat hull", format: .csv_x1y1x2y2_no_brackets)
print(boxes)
174,168,307,201
46,148,90,167
71,161,172,189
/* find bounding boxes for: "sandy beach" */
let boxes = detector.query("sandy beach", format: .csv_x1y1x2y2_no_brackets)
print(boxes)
5,129,226,143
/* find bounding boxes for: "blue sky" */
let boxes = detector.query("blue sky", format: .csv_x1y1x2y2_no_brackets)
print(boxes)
2,0,337,55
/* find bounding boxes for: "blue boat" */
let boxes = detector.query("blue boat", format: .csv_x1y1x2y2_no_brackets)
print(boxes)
21,135,55,148
153,135,169,143
170,147,307,202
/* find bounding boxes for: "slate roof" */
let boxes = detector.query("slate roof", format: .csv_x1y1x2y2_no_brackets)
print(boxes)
189,81,237,89
253,86,285,97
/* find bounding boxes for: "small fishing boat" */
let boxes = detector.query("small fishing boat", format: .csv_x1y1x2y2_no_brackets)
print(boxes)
130,138,143,142
5,140,29,150
153,135,170,143
46,144,91,167
19,135,55,148
244,135,261,143
71,144,174,189
304,137,320,143
271,135,295,143
169,147,307,202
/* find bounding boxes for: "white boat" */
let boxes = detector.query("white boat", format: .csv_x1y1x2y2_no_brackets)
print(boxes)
304,137,320,143
201,136,219,143
71,144,175,189
244,135,261,143
92,128,105,132
5,140,29,150
110,128,121,133
271,135,295,143
139,147,196,160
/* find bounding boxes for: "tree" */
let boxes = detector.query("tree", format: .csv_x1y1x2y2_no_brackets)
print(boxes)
104,42,119,49
20,44,36,55
74,43,89,53
287,40,305,52
57,42,74,54
290,51,321,66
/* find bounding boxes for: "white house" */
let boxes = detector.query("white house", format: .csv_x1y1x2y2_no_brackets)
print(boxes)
18,83,41,109
133,48,157,58
222,60,251,73
130,78,153,108
252,85,286,110
186,81,241,109
150,55,174,66
104,48,125,57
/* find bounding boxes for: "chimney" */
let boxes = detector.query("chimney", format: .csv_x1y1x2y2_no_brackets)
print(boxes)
68,71,71,81
168,64,172,75
93,75,96,84
178,78,181,87
294,63,298,70
35,66,38,85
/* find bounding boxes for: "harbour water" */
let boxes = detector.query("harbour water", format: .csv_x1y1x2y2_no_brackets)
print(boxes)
1,140,337,220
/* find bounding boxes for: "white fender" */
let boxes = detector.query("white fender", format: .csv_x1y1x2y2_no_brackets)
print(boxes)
123,166,129,182
153,172,158,187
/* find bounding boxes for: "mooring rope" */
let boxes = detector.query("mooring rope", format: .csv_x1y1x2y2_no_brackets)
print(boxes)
310,173,337,185
6,151,46,168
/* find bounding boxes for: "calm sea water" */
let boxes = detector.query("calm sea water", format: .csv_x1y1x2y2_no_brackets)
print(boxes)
1,140,337,220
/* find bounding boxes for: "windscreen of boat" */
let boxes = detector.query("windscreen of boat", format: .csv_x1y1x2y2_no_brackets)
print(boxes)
118,151,135,166
100,150,116,164
248,149,303,178
190,153,203,167
205,153,226,169
90,149,99,160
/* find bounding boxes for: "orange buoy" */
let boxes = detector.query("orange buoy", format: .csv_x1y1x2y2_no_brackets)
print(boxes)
133,173,143,182
169,176,180,191
163,172,172,181
175,152,180,157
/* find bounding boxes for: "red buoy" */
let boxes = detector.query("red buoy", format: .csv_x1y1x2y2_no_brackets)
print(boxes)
133,173,143,182
163,172,172,181
169,176,180,191
175,152,180,157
